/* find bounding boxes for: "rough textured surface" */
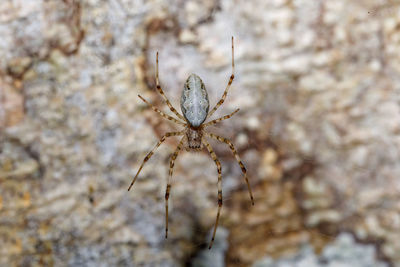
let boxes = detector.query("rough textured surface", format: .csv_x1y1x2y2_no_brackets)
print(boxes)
1,0,400,266
253,233,388,267
191,227,229,267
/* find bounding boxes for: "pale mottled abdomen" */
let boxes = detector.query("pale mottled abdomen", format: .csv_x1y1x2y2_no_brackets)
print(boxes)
180,74,209,127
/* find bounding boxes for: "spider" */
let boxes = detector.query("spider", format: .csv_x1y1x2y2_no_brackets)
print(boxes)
128,37,254,249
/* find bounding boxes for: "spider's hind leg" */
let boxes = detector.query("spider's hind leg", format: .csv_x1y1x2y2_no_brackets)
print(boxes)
165,136,185,239
128,131,184,191
202,137,222,249
205,132,254,205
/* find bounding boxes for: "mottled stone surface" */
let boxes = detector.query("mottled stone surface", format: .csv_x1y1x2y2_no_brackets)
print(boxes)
253,233,388,267
191,227,229,267
1,0,400,266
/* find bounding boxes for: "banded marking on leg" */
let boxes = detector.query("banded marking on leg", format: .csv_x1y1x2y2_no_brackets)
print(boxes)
202,137,223,249
128,131,184,191
164,184,170,238
206,132,254,206
165,136,185,239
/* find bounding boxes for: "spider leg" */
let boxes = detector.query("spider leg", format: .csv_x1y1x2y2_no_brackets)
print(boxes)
165,136,185,239
138,95,186,126
206,36,235,119
205,132,254,206
202,137,222,249
204,108,240,127
128,131,184,191
156,52,187,122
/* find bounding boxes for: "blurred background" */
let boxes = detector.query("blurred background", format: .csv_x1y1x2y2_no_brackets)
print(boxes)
1,0,400,266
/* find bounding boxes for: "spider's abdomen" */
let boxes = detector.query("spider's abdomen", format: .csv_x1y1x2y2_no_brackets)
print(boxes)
180,74,209,127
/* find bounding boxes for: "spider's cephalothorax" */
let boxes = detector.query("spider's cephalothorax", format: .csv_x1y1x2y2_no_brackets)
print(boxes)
186,127,203,150
128,37,254,249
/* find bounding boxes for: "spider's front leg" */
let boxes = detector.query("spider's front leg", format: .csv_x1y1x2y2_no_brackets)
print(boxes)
138,95,186,126
204,108,240,127
202,137,222,249
155,52,187,122
206,36,235,119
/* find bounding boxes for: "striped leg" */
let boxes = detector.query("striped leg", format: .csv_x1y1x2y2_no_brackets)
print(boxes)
205,132,254,206
207,36,235,119
202,137,222,249
138,95,186,126
156,52,186,122
204,108,240,127
128,131,184,191
165,136,185,239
